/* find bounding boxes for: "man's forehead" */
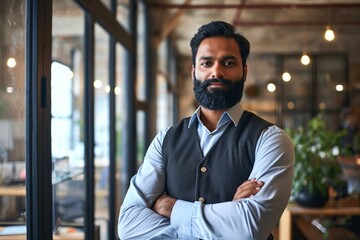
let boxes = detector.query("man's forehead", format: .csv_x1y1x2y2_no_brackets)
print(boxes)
196,37,241,57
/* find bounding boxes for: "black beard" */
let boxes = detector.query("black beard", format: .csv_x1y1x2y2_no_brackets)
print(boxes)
193,77,244,110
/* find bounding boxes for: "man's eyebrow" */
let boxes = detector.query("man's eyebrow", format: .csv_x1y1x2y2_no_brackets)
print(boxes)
222,55,238,60
198,56,214,60
198,55,238,60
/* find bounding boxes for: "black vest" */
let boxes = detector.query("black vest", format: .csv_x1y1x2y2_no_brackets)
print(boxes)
162,111,272,204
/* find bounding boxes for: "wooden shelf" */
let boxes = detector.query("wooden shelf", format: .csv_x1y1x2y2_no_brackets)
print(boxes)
279,195,360,240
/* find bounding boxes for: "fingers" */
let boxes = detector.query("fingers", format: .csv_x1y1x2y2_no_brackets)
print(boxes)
152,194,177,218
232,178,264,201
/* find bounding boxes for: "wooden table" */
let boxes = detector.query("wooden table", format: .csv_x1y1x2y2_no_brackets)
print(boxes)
0,232,84,240
279,195,360,240
0,186,26,197
0,226,94,240
0,186,85,240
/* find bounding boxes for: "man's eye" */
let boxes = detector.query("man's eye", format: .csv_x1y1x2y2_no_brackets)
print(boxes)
200,61,212,67
224,61,235,67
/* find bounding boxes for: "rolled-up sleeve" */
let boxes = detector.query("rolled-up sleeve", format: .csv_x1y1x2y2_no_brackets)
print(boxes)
118,129,175,239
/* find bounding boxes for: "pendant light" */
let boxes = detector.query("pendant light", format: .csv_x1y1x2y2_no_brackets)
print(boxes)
301,54,311,65
282,56,291,82
301,26,311,65
324,2,335,41
324,26,335,41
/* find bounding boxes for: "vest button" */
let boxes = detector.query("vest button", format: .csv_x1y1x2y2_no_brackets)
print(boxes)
200,166,207,173
198,197,205,203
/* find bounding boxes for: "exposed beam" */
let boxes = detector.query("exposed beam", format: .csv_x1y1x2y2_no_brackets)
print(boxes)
149,3,360,9
153,0,192,47
232,0,248,26
233,20,360,27
75,0,132,50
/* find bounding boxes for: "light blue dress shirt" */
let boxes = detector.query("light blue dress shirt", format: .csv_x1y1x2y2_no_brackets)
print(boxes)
118,103,294,240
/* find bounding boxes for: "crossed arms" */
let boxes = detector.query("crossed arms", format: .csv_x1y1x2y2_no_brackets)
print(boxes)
118,126,294,239
152,178,264,218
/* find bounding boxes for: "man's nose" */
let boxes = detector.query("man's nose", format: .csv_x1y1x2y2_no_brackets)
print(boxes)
211,63,224,79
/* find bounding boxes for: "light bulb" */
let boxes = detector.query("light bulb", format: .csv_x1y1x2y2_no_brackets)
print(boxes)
282,72,291,82
324,26,335,41
287,101,295,110
114,86,121,95
301,54,310,65
335,84,344,91
7,58,16,68
93,79,102,88
105,85,111,93
267,83,276,92
6,87,14,93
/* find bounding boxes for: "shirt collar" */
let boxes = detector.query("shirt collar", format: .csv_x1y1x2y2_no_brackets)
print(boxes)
188,103,244,128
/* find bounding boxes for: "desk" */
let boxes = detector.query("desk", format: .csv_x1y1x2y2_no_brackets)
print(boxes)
0,226,99,240
0,232,84,240
279,196,360,240
0,186,26,197
0,184,107,198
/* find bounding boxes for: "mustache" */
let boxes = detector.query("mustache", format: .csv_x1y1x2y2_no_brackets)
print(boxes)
193,76,245,110
195,78,237,90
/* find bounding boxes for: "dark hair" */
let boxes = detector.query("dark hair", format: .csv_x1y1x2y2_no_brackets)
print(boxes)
190,21,250,67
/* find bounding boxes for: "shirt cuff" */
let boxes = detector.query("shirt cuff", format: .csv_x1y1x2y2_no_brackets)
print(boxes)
171,200,201,236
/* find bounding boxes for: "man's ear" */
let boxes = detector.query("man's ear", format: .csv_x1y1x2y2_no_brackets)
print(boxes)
243,64,248,82
191,65,195,79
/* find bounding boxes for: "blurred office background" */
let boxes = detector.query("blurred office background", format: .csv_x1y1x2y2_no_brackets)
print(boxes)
0,0,359,239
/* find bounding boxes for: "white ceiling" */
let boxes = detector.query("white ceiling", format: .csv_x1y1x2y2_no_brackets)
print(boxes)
148,0,360,60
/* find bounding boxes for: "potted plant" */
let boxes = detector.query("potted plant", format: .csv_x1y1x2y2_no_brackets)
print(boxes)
288,114,348,207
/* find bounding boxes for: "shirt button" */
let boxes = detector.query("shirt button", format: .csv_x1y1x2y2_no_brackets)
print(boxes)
198,197,205,203
200,166,207,173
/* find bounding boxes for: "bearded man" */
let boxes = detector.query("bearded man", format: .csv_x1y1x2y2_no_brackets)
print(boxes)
118,21,294,240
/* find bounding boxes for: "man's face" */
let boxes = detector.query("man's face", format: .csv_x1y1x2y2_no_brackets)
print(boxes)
192,36,247,110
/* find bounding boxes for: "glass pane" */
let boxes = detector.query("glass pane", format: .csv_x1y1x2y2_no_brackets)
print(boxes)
100,0,111,11
156,72,173,132
137,2,146,101
116,0,129,31
52,0,85,238
244,55,276,123
156,41,174,132
317,56,347,129
136,111,145,168
283,56,313,129
94,23,110,240
115,43,125,220
0,0,26,229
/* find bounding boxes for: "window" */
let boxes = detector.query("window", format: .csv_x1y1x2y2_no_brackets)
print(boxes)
1,0,152,238
52,0,86,237
244,54,348,130
0,0,26,230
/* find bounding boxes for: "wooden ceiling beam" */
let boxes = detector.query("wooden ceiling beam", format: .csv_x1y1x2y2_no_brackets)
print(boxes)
152,0,192,47
149,3,360,10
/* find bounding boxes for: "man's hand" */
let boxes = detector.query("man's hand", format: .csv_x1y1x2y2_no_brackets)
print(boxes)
233,178,264,201
152,194,177,218
152,179,263,217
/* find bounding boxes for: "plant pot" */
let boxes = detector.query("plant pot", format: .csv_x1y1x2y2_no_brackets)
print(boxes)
295,187,329,208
